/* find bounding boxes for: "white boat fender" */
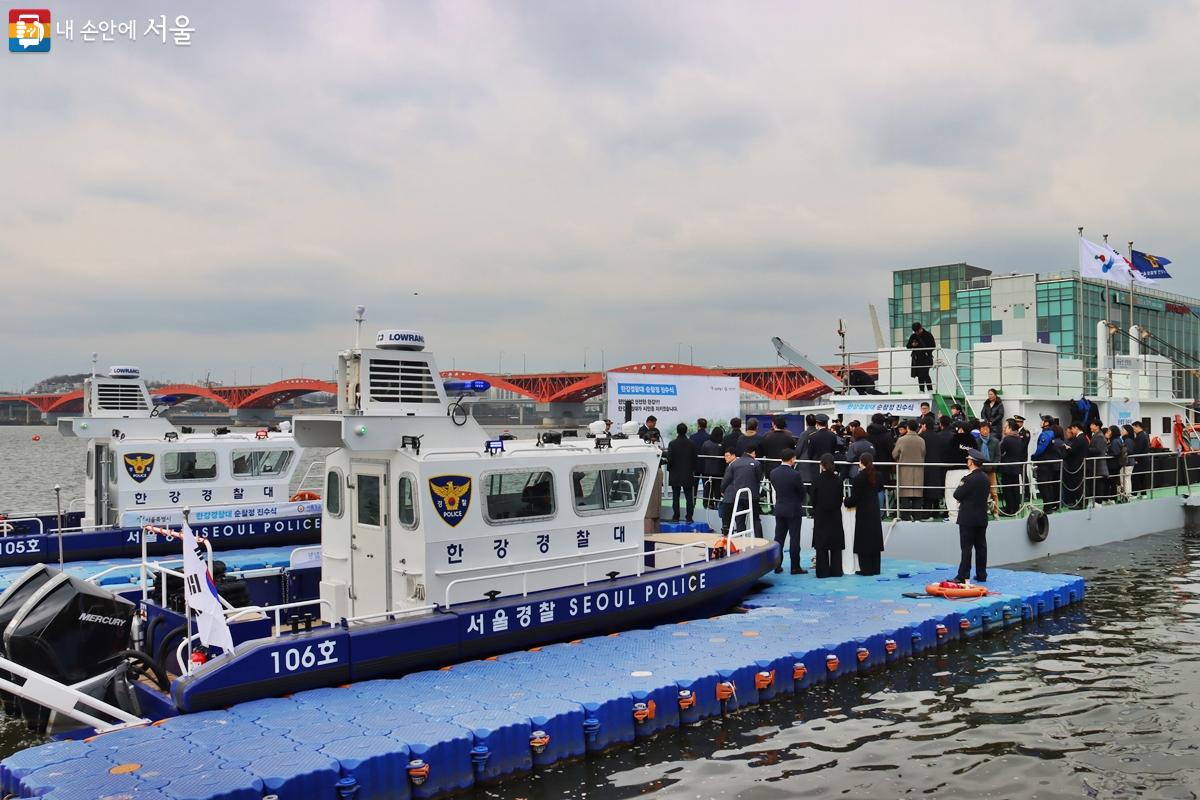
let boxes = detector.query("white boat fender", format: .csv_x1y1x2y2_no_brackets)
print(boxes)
1026,509,1049,543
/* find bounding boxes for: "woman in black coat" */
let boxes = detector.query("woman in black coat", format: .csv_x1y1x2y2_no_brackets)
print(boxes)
980,388,1005,431
844,453,884,576
808,453,845,578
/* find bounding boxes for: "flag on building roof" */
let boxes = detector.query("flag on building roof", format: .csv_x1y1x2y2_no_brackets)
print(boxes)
1130,249,1173,280
1079,237,1148,287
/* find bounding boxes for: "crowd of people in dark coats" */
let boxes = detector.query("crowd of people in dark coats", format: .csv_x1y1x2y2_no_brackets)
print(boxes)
663,414,884,579
659,396,1167,579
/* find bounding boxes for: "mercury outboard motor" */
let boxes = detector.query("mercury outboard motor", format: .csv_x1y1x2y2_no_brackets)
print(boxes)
0,564,60,716
4,572,135,731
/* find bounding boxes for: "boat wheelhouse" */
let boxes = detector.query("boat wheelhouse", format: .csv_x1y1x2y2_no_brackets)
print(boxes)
0,365,321,565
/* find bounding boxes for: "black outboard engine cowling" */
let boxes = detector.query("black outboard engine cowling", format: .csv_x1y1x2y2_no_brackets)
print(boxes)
4,572,134,689
0,564,60,715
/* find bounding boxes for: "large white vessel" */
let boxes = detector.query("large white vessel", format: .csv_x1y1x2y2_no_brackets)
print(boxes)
783,323,1200,565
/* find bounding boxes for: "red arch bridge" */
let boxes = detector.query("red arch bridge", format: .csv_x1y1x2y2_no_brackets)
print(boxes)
1,361,876,415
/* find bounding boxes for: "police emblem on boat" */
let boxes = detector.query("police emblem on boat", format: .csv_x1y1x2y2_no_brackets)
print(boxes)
123,453,155,483
429,475,472,526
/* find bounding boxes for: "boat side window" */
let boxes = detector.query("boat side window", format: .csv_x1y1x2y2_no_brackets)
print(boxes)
163,451,218,481
232,449,294,479
86,450,93,480
357,474,381,526
572,466,646,514
605,466,646,510
326,469,343,517
572,470,604,512
398,475,418,529
484,470,555,523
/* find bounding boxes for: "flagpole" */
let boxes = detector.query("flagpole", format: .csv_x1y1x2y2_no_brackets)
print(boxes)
1077,227,1086,373
183,506,192,667
1128,241,1135,346
1103,235,1113,371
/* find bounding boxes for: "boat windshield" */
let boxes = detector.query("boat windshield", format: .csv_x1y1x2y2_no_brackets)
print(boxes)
572,466,646,513
232,449,294,478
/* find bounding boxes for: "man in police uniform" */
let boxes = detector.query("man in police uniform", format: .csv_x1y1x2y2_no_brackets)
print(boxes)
721,442,762,537
769,448,807,574
952,448,991,583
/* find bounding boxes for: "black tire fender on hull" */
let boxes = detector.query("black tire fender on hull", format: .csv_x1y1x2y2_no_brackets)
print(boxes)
1027,509,1049,543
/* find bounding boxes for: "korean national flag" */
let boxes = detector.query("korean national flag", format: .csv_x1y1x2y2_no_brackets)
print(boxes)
1079,238,1148,287
182,522,235,654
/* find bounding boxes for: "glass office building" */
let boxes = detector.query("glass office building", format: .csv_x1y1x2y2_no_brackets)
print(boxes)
889,264,1200,396
889,263,992,353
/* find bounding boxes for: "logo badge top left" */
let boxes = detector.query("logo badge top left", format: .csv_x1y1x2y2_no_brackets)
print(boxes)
9,9,51,52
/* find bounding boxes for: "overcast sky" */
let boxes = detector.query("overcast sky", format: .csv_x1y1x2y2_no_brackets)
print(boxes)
4,1,1199,390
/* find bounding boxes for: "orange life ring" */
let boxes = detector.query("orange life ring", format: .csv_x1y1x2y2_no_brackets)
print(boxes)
925,581,988,598
708,537,740,559
290,491,321,502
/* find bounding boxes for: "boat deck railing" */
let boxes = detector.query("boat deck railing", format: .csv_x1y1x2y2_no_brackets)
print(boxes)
292,459,327,496
173,598,340,676
840,344,1199,398
692,451,1200,521
0,516,43,535
441,533,745,609
85,525,217,603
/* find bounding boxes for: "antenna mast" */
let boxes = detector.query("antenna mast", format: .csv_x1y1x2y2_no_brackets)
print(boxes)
837,319,848,392
354,305,366,349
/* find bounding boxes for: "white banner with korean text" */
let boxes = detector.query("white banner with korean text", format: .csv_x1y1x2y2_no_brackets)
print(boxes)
606,372,740,435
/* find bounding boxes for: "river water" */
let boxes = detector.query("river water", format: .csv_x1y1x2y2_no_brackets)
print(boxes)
2,426,1198,797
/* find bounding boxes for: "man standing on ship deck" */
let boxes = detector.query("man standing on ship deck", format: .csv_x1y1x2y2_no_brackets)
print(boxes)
769,448,807,574
907,322,936,392
952,448,991,583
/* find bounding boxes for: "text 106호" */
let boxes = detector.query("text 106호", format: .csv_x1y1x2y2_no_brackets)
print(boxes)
269,640,339,673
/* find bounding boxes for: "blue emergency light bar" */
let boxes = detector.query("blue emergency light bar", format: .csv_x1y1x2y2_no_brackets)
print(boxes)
443,379,491,394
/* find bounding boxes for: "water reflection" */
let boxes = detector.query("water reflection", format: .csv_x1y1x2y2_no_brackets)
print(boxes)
479,531,1200,799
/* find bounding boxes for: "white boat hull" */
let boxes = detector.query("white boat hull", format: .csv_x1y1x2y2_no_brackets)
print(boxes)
882,493,1190,566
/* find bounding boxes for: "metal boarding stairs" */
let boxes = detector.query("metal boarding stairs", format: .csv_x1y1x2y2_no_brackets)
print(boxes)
726,487,757,539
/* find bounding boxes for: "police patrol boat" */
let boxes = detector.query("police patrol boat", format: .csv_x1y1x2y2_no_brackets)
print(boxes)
0,364,321,567
0,326,777,733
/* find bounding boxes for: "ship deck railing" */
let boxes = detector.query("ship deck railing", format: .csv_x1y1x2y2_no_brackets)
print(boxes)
691,451,1200,522
839,344,1200,398
172,598,341,677
441,527,758,609
291,459,326,497
0,516,44,535
85,526,218,605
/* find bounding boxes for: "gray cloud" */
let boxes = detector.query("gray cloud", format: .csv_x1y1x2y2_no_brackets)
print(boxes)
3,1,1200,390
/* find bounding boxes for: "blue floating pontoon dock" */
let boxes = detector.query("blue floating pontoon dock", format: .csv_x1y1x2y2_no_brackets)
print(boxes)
1,559,1084,800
